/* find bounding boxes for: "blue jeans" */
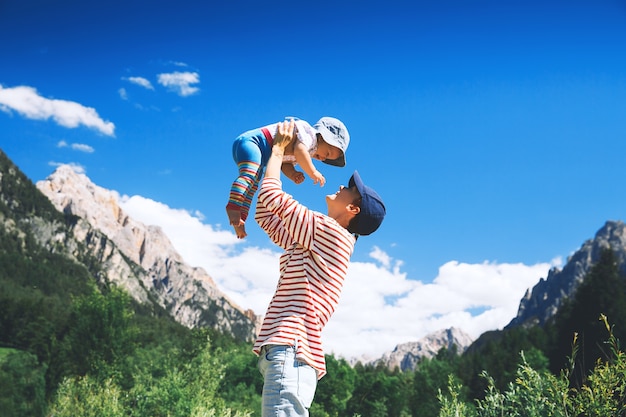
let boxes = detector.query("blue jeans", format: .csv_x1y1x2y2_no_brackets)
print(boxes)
258,344,318,417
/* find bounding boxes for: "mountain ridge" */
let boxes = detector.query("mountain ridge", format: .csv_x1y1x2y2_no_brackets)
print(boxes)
5,148,625,367
369,327,474,371
507,219,626,329
34,163,258,342
34,163,474,366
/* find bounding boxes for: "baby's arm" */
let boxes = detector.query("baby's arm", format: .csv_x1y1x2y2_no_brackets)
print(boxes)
281,162,305,184
293,141,325,186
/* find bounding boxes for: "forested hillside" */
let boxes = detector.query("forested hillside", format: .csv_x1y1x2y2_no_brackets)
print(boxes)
0,149,256,416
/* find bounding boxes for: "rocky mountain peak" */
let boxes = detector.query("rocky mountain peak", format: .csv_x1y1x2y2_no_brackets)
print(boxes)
507,220,626,329
38,165,190,279
371,327,474,371
36,164,258,341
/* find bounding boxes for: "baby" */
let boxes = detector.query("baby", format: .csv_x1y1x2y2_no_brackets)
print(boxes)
226,116,350,238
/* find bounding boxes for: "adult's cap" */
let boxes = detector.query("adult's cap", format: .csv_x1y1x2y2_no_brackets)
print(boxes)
313,117,350,167
348,170,386,236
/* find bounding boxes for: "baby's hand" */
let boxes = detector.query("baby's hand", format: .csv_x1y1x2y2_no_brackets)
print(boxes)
311,170,326,187
291,171,305,184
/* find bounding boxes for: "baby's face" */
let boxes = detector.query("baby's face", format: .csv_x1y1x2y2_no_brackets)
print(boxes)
313,137,342,162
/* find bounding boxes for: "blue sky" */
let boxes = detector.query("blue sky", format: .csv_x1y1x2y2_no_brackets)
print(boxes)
2,0,626,359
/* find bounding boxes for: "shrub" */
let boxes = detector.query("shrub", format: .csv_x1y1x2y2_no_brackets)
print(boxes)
438,315,626,417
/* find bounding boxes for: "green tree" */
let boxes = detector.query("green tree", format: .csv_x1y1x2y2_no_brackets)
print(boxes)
312,355,358,417
551,248,626,385
459,325,550,399
438,319,626,417
47,375,125,417
571,315,626,416
127,340,251,417
410,349,464,417
62,287,137,377
215,343,262,414
0,349,47,417
346,363,410,417
50,340,252,417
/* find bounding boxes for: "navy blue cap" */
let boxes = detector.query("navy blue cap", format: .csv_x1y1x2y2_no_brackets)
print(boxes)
348,170,386,236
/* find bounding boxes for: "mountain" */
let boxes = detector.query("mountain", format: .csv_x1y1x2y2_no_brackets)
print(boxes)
9,147,625,366
370,327,474,371
34,164,258,342
0,154,258,342
506,220,626,329
4,150,474,369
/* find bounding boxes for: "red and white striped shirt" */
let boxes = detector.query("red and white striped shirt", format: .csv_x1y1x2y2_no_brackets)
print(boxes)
252,177,355,379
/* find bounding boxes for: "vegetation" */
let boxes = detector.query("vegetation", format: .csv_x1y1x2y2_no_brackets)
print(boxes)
2,242,624,416
439,315,626,417
1,149,626,416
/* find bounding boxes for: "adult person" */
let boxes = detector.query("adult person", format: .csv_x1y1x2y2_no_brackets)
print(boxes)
252,119,386,416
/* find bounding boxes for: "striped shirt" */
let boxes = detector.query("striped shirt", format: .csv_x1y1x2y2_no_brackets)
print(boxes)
252,177,355,379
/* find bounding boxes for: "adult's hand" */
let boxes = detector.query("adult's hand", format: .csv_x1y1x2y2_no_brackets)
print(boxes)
273,119,296,151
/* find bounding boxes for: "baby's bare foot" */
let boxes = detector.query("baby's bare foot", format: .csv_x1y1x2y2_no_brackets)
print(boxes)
234,223,247,239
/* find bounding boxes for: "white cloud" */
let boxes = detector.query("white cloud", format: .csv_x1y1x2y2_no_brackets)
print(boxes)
0,85,115,136
57,140,94,153
324,258,557,360
369,246,396,269
157,71,200,97
118,194,556,361
118,88,128,100
71,143,94,153
124,76,154,90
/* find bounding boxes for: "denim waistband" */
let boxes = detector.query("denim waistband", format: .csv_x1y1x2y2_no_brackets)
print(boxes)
260,343,296,355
